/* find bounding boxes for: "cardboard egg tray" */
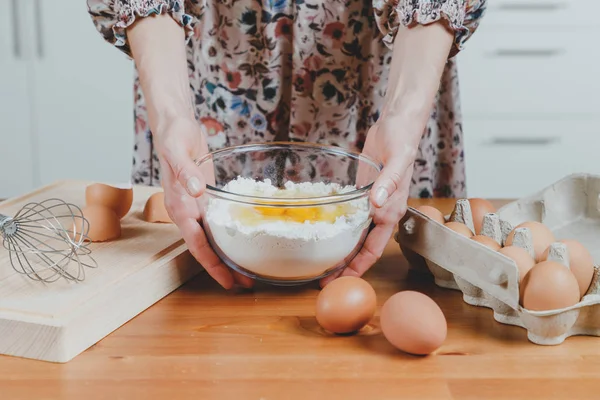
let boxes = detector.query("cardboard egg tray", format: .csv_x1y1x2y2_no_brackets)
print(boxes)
395,173,600,345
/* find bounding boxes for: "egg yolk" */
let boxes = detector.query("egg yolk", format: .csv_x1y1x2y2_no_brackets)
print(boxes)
231,203,354,224
229,186,357,224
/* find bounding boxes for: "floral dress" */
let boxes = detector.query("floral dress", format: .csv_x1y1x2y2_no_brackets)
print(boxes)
87,0,487,198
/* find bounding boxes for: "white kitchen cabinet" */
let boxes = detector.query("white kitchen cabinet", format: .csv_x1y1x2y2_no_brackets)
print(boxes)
0,0,134,199
0,0,35,198
463,119,600,198
458,0,600,199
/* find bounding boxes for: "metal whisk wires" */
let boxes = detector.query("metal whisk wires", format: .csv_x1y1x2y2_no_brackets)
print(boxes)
0,198,98,283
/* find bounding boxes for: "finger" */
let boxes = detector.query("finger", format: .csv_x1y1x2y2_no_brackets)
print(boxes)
344,222,396,277
232,270,255,289
178,217,235,290
372,172,411,227
319,268,344,288
162,139,206,198
161,157,235,290
371,154,411,209
339,173,411,279
356,126,380,189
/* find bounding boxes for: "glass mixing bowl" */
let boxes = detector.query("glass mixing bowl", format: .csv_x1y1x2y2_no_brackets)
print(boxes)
195,142,382,286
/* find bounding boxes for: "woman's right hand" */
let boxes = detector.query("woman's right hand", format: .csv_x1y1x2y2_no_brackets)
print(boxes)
127,14,253,290
154,116,255,290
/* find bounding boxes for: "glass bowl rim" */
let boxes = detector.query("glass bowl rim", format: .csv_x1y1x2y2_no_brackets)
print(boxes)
194,141,383,206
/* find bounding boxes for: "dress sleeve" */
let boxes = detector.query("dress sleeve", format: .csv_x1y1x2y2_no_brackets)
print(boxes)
87,0,196,57
373,0,488,57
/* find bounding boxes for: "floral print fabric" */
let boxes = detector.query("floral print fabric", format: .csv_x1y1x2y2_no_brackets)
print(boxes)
87,0,487,198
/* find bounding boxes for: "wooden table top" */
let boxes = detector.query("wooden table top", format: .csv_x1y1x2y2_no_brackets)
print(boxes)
1,198,598,400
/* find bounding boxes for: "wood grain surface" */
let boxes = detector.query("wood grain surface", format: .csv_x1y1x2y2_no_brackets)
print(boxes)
1,198,598,400
0,181,202,362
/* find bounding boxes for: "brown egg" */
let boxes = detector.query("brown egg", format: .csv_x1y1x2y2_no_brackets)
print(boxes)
471,235,501,251
498,246,536,283
505,221,555,262
415,205,446,225
445,221,474,238
74,205,121,242
521,261,581,311
315,276,377,334
468,198,496,234
143,192,173,223
380,291,447,355
85,183,133,219
541,239,595,297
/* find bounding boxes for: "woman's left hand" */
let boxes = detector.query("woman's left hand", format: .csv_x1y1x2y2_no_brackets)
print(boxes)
319,21,454,287
319,113,422,287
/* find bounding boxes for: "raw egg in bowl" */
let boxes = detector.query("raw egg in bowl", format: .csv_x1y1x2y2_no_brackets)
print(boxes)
194,142,382,286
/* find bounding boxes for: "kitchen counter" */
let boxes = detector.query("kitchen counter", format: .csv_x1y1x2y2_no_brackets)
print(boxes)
1,198,598,400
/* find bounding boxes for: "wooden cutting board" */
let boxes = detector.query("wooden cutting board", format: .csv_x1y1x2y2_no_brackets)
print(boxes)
0,180,204,363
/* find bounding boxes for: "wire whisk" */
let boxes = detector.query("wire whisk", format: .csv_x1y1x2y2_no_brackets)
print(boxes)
0,198,98,283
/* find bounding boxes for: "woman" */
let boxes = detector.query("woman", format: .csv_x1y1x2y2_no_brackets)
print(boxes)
87,0,486,290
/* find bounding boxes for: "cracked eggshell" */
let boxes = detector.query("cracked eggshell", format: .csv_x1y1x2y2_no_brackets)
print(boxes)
85,183,133,219
75,205,121,242
143,192,173,223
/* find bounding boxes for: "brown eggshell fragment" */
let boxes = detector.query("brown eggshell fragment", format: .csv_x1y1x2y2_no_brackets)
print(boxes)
315,276,377,334
541,239,595,297
380,291,447,355
445,221,474,238
471,235,501,251
521,261,581,311
505,221,555,262
85,183,133,219
75,205,121,242
415,205,445,225
143,192,173,223
468,198,496,234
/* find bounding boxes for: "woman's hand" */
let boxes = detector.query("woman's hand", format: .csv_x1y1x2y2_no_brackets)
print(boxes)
128,14,253,290
153,116,254,290
320,22,454,287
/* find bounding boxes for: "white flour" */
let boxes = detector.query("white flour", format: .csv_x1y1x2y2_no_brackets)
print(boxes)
204,177,371,279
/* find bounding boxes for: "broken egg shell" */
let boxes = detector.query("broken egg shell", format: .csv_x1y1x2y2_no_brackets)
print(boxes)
468,198,496,234
415,205,446,225
315,276,376,334
74,205,121,242
505,221,555,262
444,221,474,238
471,234,501,251
380,291,447,355
143,192,173,223
542,239,595,297
521,260,580,311
85,183,133,219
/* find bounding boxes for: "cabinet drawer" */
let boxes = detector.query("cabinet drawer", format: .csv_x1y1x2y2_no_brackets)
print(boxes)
482,0,600,28
458,30,599,118
463,119,600,199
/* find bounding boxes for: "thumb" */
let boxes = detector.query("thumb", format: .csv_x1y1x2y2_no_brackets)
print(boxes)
163,145,206,198
371,156,409,208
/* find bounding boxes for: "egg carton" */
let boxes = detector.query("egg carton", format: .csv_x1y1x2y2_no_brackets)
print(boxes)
395,173,600,345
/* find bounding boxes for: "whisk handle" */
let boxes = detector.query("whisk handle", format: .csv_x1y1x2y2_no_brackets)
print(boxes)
0,214,14,237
